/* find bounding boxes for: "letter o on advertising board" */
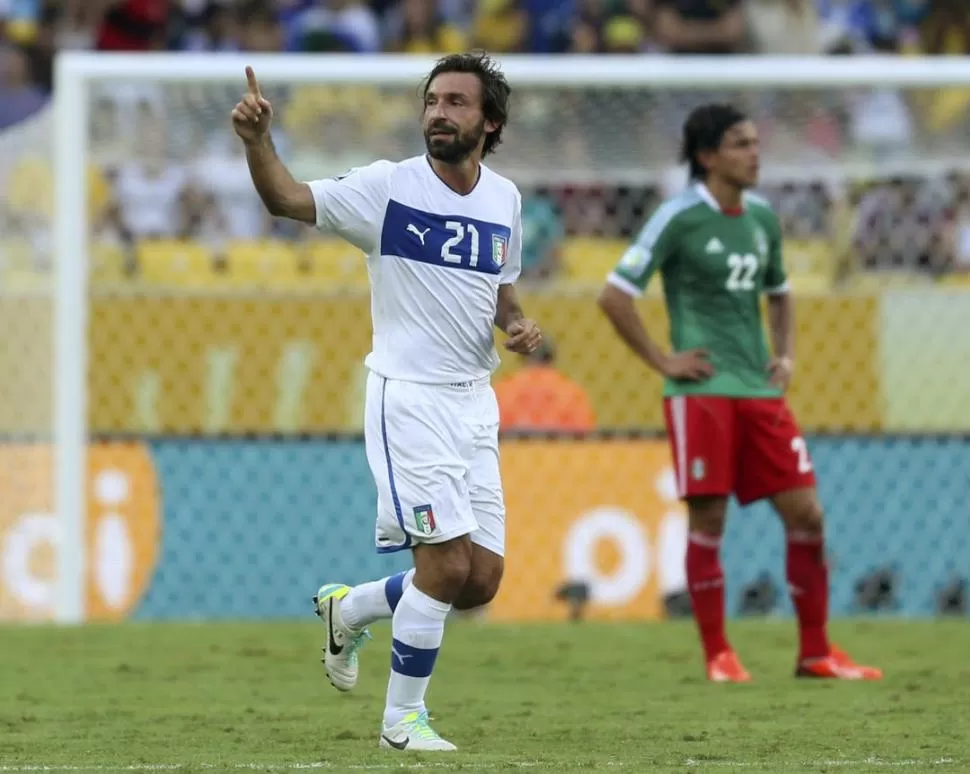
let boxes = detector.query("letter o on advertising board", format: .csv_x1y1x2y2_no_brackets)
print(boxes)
563,506,649,606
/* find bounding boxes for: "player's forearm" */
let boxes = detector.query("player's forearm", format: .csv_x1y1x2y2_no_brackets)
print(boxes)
494,284,525,333
597,286,668,373
244,135,315,224
767,293,794,361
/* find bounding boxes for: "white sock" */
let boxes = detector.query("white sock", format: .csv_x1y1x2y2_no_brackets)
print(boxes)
341,568,415,630
383,584,450,728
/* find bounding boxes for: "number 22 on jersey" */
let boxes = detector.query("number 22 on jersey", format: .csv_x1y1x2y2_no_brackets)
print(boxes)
725,252,758,292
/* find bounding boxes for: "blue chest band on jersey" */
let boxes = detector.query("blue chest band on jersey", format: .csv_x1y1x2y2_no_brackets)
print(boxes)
380,199,511,276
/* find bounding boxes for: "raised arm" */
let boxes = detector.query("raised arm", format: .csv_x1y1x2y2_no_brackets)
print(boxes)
232,66,316,224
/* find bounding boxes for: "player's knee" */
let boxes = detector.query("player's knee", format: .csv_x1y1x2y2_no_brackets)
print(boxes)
435,552,473,596
413,539,473,602
455,562,504,610
687,496,728,536
788,498,825,537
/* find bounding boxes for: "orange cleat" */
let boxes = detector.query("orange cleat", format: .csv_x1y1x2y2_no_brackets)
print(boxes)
796,645,884,680
707,649,752,683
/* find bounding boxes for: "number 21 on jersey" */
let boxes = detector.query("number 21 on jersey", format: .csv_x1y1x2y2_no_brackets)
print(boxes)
442,221,480,267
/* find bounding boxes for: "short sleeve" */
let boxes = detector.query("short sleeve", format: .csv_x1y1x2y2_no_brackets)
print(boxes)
305,160,395,254
763,214,789,295
500,194,523,284
607,201,681,297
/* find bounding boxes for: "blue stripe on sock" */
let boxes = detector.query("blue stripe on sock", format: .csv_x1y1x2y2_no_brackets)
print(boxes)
391,638,439,678
384,572,407,612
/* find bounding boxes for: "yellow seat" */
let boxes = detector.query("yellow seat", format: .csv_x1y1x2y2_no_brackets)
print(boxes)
7,157,52,220
938,272,970,289
0,241,49,293
6,157,110,221
844,270,932,293
90,242,128,287
560,237,627,285
137,240,215,288
284,86,399,136
304,239,369,289
224,241,302,289
1,240,125,292
785,238,835,279
2,267,50,293
0,239,34,271
787,273,832,294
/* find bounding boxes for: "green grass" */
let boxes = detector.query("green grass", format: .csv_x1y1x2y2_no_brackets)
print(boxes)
1,619,968,772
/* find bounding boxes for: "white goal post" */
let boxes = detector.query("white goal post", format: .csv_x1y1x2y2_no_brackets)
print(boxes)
50,52,970,623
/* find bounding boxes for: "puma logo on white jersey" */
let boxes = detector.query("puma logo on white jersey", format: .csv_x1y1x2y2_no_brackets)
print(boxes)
407,224,430,245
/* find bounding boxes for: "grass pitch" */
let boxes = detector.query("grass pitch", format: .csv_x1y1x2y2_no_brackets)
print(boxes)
1,618,967,772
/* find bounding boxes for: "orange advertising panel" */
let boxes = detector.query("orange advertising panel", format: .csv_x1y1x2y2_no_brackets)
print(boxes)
0,442,161,621
491,439,686,622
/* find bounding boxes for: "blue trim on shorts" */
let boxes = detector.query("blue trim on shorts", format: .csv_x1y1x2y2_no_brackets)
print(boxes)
378,377,411,554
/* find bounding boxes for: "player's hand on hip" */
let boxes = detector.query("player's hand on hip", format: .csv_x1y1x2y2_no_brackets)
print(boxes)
504,319,542,354
766,356,794,391
660,349,714,382
232,66,274,144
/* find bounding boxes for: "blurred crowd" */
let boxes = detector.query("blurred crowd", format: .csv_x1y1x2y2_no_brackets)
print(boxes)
3,0,970,287
5,0,970,102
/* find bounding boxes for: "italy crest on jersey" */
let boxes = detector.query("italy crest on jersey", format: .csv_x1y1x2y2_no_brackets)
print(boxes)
492,233,508,267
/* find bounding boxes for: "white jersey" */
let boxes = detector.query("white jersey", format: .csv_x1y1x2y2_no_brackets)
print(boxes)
306,155,522,384
114,162,189,238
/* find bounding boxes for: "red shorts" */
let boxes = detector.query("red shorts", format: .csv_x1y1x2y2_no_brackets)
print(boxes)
662,396,817,506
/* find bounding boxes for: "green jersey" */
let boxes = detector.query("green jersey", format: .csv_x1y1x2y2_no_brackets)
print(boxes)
609,183,788,398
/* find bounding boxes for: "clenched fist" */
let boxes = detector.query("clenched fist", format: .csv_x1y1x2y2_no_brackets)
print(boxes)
231,66,274,144
504,319,542,355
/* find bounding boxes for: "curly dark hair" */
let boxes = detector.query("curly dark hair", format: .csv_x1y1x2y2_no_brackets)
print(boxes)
680,103,749,180
422,51,511,158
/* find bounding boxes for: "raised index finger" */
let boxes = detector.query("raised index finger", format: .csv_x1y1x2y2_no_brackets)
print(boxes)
245,66,261,97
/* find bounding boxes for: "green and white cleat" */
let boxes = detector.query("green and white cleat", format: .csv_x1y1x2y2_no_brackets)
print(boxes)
313,583,370,692
379,711,457,752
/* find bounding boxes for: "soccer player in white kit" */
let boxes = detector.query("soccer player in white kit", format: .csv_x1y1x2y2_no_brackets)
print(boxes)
232,52,541,752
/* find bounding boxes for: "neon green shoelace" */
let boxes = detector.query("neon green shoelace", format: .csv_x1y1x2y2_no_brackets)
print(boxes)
409,712,441,741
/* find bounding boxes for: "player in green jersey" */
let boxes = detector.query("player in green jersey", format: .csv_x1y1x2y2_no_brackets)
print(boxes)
598,103,882,683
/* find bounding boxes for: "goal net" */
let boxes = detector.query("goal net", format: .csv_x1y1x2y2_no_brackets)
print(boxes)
3,54,969,623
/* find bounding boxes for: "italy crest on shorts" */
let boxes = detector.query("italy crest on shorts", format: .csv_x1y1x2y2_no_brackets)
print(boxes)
413,504,436,535
492,234,508,267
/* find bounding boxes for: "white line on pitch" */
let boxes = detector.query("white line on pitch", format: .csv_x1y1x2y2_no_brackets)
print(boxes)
0,764,552,772
0,760,956,772
684,759,956,769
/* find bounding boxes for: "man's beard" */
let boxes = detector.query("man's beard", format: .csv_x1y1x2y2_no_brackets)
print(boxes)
424,119,485,163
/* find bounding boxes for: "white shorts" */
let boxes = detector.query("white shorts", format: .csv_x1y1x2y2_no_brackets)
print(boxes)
364,371,505,557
